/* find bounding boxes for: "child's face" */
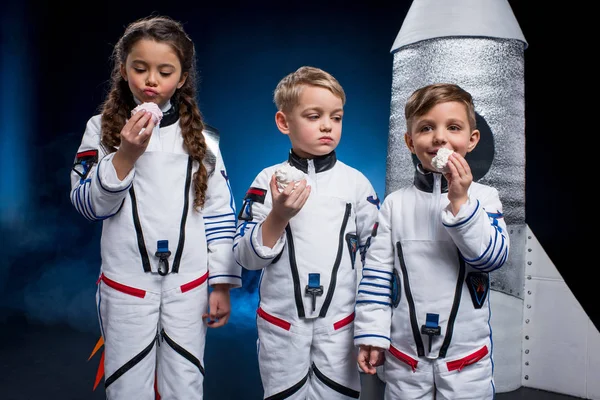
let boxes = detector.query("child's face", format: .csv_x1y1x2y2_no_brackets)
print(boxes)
120,39,187,109
275,85,343,159
404,101,479,172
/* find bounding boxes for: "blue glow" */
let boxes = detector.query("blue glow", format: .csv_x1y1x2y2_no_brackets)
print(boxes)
1,7,402,399
0,0,32,309
0,2,29,225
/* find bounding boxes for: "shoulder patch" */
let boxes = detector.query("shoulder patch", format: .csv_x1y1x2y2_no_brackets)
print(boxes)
466,272,489,309
486,210,504,219
367,194,380,209
244,187,267,204
73,149,98,179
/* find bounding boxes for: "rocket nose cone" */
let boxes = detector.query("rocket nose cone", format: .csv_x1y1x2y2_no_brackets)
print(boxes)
391,0,527,53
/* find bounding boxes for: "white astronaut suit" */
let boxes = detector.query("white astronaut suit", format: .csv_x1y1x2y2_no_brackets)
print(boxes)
70,101,241,400
234,150,380,400
354,166,510,400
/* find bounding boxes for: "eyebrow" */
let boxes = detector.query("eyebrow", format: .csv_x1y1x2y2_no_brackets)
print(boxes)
416,117,465,125
131,60,176,69
303,106,344,113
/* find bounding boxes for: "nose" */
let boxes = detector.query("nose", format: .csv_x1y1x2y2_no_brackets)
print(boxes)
432,129,447,145
146,71,158,87
320,118,332,132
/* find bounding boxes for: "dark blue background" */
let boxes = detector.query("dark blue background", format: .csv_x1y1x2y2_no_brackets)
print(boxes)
0,1,589,399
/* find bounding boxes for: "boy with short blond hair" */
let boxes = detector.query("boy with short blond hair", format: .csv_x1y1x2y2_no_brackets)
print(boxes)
234,66,380,399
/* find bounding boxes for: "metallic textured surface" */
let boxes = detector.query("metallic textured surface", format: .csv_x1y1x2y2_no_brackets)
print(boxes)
387,37,526,297
491,224,526,300
390,0,527,51
202,125,220,176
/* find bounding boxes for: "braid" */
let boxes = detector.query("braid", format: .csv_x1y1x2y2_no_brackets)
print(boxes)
99,15,209,210
177,90,208,210
101,80,132,152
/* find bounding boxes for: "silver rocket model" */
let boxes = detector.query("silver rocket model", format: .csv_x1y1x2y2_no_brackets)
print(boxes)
386,0,527,392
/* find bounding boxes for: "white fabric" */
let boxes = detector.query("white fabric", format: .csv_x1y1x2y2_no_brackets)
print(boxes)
234,157,380,398
354,170,509,399
70,114,240,398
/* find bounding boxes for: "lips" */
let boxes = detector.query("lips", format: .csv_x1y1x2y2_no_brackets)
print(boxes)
319,137,333,143
143,89,158,97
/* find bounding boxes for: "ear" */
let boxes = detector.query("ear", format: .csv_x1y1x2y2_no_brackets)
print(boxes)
404,132,416,154
467,129,480,153
275,111,290,135
120,64,128,82
177,72,188,89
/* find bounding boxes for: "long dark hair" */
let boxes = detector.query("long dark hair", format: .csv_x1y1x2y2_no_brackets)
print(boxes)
100,15,208,209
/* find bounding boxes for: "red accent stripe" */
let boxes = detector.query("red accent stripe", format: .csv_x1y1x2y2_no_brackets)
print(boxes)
389,345,418,372
154,370,161,399
333,312,355,330
247,188,266,196
180,272,209,293
101,274,146,298
77,150,98,158
257,307,291,331
446,345,488,372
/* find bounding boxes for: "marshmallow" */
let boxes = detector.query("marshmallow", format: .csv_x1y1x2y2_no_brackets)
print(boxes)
274,163,306,192
431,148,454,172
132,102,163,125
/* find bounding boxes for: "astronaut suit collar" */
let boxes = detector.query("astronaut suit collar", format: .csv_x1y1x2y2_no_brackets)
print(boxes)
288,149,337,174
414,163,449,193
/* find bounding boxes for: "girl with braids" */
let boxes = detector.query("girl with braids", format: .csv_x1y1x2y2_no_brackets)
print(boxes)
69,15,241,399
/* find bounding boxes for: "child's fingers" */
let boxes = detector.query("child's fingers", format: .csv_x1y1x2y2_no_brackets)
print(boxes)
358,355,376,374
357,359,369,373
204,310,230,328
269,175,279,194
209,314,229,328
294,185,311,208
122,112,152,142
287,180,309,208
135,113,153,135
370,349,379,366
281,179,307,204
281,179,297,196
449,153,469,176
456,154,471,176
125,109,146,128
206,317,225,328
370,348,384,367
137,118,154,143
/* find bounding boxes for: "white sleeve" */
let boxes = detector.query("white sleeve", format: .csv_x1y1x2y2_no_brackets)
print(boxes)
354,194,395,350
203,147,242,288
441,186,510,272
233,168,286,271
354,172,381,264
69,115,133,222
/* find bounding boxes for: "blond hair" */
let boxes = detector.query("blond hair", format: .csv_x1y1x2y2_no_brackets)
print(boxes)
273,66,346,112
405,83,477,133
